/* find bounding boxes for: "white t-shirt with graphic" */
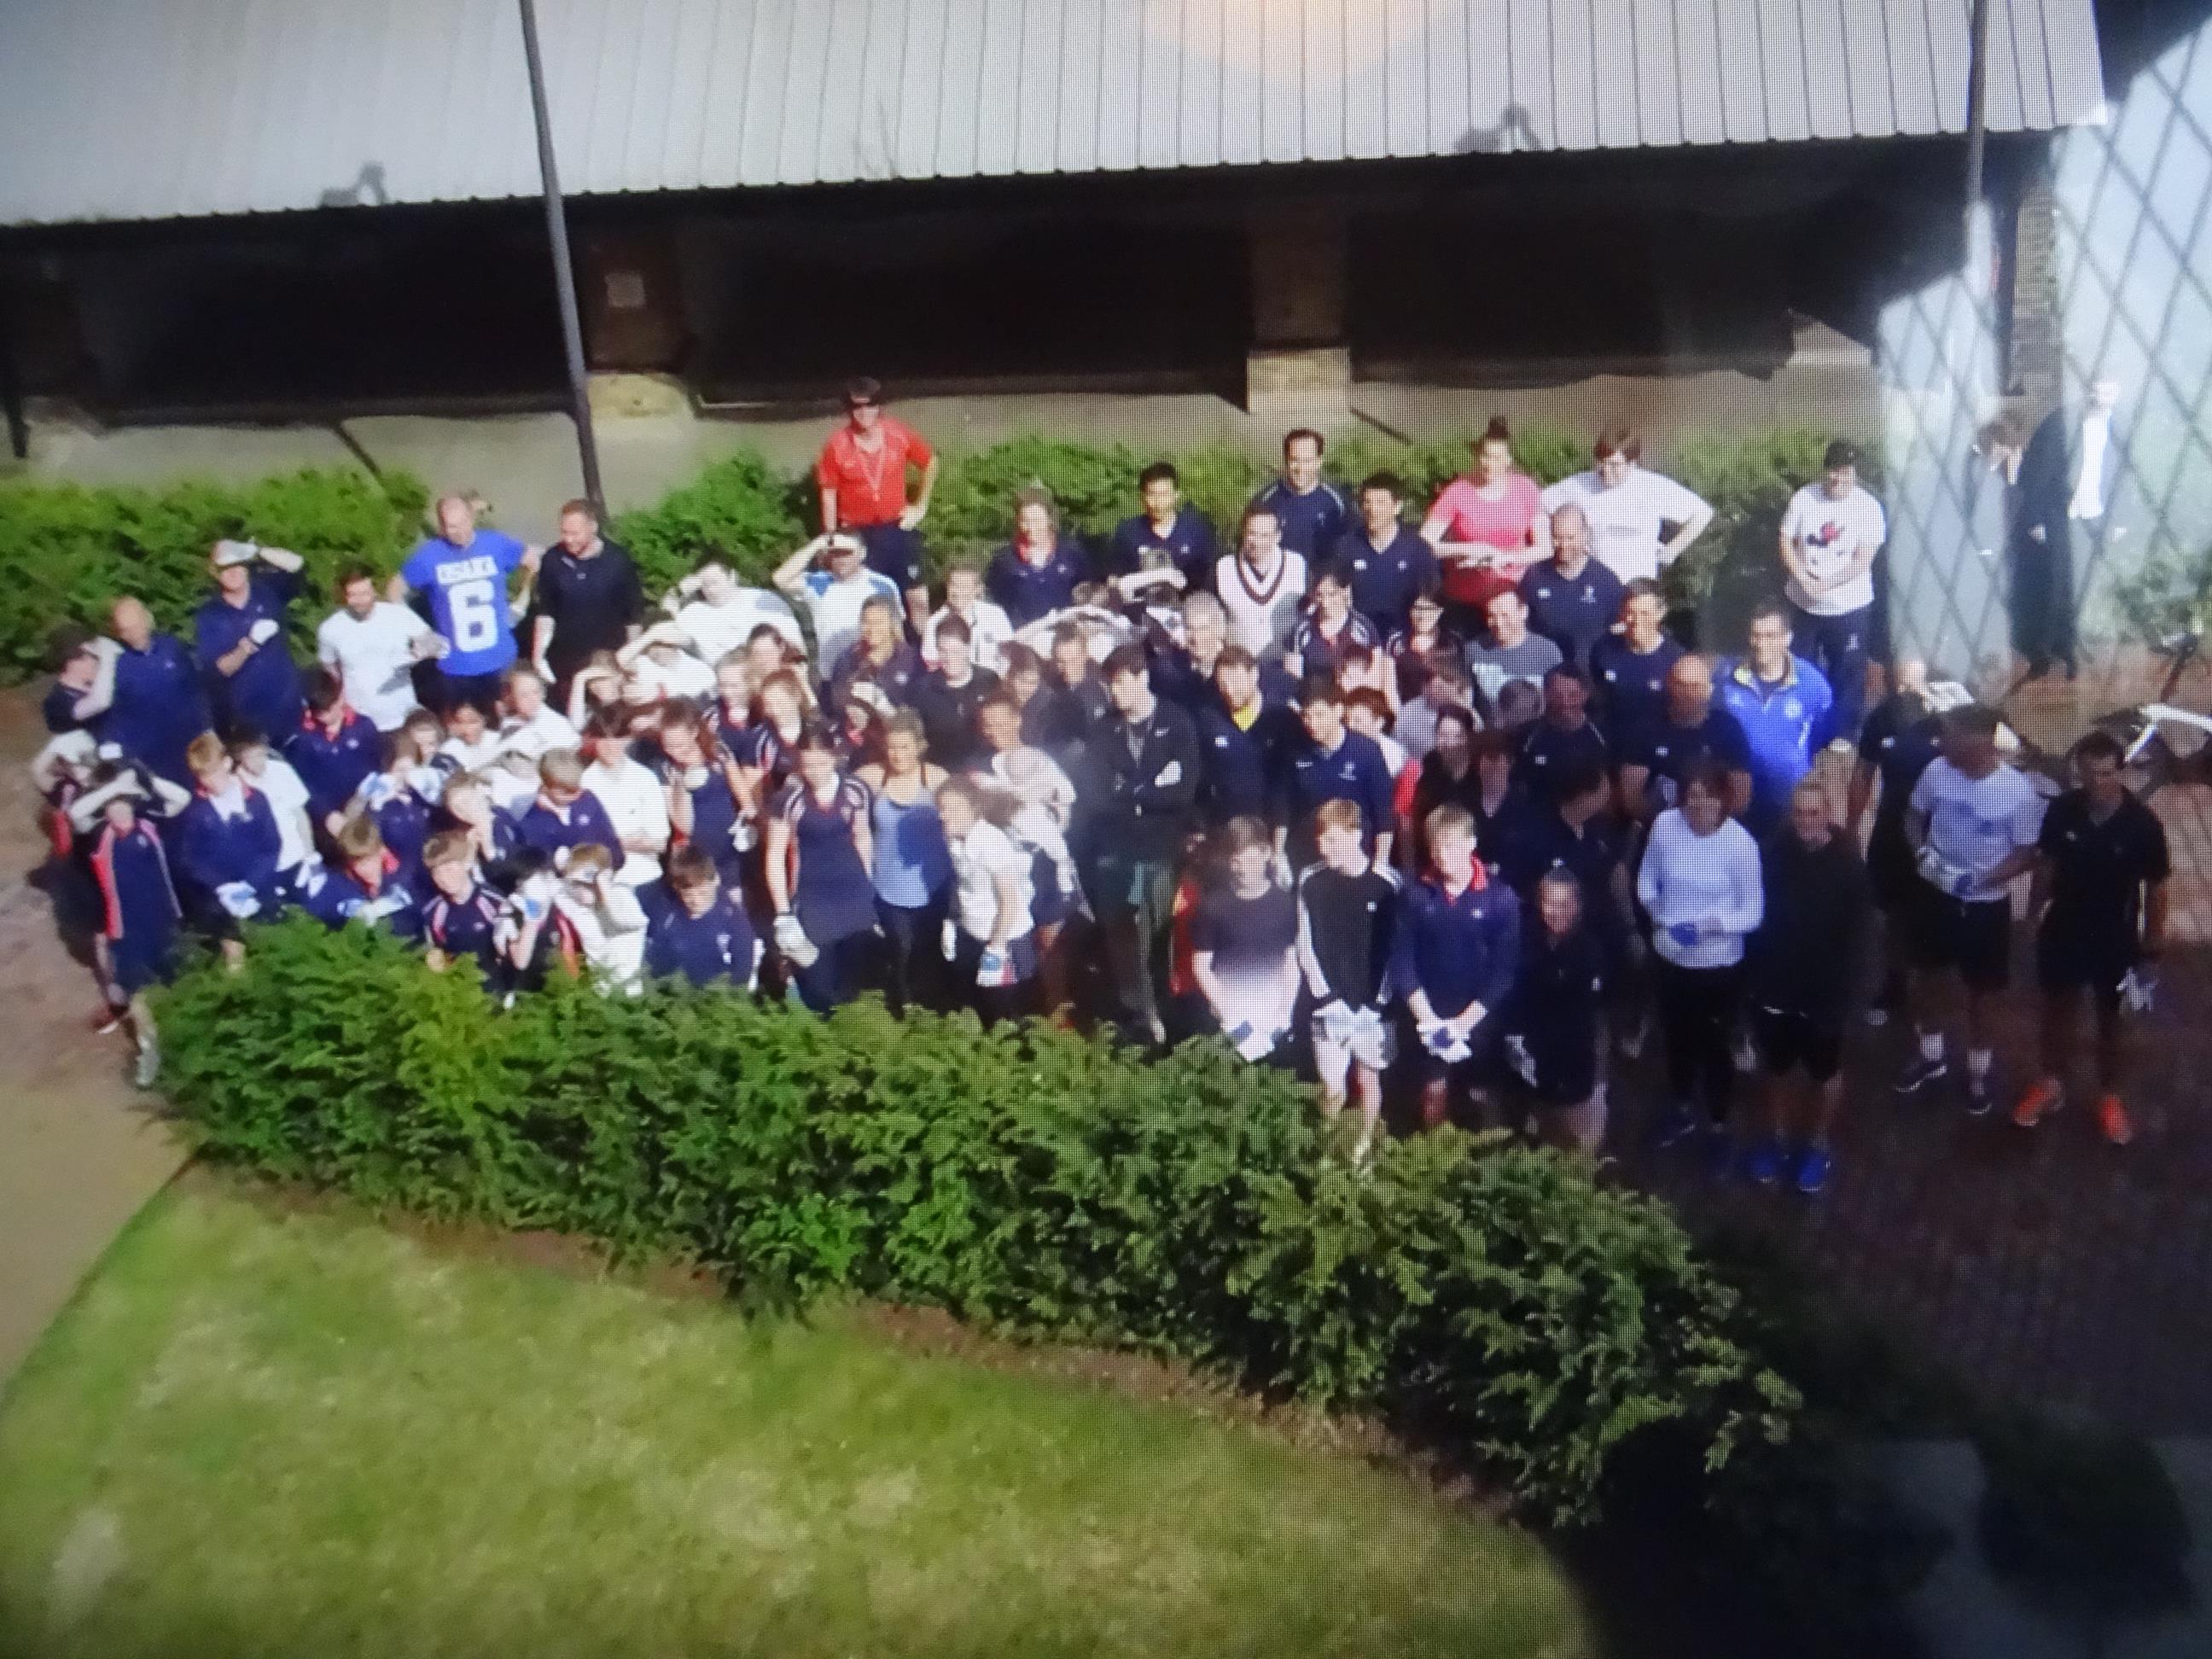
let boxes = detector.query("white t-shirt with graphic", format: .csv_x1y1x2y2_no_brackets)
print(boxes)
1540,467,1710,585
1908,758,2043,903
1781,483,1887,618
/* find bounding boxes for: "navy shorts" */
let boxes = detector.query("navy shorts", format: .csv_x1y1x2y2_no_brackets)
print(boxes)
1911,889,2011,992
858,524,927,592
2035,925,2135,1011
1751,1004,1845,1081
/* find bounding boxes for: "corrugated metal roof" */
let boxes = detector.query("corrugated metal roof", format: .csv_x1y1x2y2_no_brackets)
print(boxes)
0,0,2108,227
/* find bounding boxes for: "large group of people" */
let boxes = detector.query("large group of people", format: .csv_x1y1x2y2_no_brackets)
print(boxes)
32,380,2172,1188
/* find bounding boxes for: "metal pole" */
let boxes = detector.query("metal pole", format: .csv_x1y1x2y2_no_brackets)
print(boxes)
1963,0,1992,223
517,0,603,510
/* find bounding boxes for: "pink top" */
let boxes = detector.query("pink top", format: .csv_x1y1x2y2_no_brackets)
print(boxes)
1425,473,1544,550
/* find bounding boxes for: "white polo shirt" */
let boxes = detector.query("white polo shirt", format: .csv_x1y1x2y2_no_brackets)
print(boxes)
317,602,428,731
1541,466,1710,585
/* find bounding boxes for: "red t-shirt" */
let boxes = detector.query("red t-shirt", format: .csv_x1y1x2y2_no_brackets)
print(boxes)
1425,473,1544,605
815,416,934,528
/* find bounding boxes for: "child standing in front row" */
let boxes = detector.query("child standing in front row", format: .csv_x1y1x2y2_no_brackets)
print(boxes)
1295,798,1400,1165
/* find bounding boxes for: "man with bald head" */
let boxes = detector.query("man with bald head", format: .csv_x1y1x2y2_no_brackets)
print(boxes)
73,597,212,787
1615,654,1754,824
1519,504,1624,671
391,494,543,711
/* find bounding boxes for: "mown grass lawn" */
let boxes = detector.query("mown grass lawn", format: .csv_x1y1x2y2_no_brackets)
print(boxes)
0,1182,1592,1659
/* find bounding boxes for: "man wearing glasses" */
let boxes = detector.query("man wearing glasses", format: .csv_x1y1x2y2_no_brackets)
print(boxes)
815,377,940,637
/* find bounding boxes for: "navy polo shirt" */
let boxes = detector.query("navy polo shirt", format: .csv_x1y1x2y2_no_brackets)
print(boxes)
1324,527,1439,633
296,861,422,940
1516,718,1613,798
284,712,381,822
423,884,507,979
1389,875,1522,1020
1287,611,1382,678
195,573,306,738
1195,694,1301,825
533,540,644,682
986,540,1093,628
176,786,283,902
826,641,926,713
109,634,212,786
1588,634,1685,752
1275,729,1396,864
516,794,621,863
1518,560,1624,672
645,893,760,988
1109,510,1217,590
1620,707,1753,812
1251,478,1349,558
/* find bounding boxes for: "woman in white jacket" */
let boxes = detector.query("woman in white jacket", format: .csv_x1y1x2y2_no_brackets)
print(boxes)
1636,760,1763,1161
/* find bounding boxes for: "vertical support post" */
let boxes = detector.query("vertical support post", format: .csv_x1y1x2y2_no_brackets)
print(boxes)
1964,0,1993,224
517,0,603,509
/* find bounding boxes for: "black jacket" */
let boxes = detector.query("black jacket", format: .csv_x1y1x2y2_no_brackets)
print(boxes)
1082,696,1201,864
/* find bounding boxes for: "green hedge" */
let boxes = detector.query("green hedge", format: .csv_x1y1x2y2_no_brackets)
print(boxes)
155,917,1797,1525
0,469,428,677
0,424,1868,680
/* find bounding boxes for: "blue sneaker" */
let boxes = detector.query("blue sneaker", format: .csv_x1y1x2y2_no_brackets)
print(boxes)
1651,1103,1703,1149
1793,1144,1833,1195
1744,1138,1789,1186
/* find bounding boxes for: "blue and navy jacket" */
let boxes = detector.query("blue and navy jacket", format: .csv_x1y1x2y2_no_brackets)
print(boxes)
1714,654,1834,835
1391,870,1522,1022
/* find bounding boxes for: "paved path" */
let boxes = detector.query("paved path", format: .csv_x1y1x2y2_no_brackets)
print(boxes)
0,695,187,1388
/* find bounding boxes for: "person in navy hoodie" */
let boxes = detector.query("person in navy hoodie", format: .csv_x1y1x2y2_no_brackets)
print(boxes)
987,490,1093,628
78,597,212,789
1193,644,1301,827
194,538,307,739
515,747,621,864
177,731,284,965
286,668,381,832
346,729,436,888
72,768,182,1088
645,845,762,991
1393,802,1522,1130
294,813,422,941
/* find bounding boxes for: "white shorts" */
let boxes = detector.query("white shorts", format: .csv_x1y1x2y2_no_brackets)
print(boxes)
1312,1002,1396,1074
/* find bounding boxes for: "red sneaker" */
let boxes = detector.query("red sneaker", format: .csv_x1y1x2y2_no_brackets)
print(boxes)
2095,1094,2134,1146
2011,1077,2063,1128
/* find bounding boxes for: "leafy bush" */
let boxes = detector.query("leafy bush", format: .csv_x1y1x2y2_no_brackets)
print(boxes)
157,917,1796,1525
608,451,812,595
0,468,428,677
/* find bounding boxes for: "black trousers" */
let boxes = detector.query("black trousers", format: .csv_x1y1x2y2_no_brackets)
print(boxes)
1654,958,1744,1123
2009,530,2079,674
